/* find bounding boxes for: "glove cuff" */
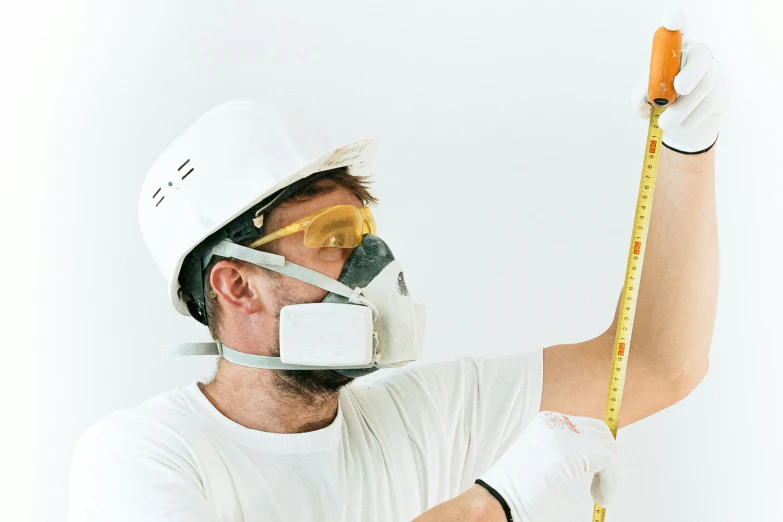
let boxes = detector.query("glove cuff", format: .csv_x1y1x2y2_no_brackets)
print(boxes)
475,480,514,522
662,125,719,154
662,134,718,155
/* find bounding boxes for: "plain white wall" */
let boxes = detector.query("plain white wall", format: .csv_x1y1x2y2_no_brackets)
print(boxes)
2,1,781,520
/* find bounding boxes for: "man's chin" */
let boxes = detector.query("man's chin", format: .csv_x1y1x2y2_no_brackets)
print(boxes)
276,369,354,400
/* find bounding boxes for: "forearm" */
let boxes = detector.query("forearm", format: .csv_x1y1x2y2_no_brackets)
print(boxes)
608,145,718,379
412,485,506,522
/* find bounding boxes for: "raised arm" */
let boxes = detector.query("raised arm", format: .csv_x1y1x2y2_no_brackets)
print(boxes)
541,146,717,427
541,14,726,427
539,18,724,427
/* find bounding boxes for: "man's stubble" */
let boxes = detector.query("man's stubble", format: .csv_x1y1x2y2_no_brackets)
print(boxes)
267,273,354,404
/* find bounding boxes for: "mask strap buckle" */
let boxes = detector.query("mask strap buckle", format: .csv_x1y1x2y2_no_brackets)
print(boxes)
348,287,363,304
349,286,379,319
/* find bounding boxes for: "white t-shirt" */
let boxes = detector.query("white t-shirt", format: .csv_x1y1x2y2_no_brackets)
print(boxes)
68,350,543,522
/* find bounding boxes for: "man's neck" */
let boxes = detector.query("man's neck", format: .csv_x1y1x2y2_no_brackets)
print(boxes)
198,359,340,434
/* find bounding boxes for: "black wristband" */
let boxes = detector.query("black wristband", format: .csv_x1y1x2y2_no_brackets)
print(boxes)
662,134,718,155
475,479,513,522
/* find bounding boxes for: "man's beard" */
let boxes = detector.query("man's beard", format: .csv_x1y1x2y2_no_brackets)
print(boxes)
277,368,354,400
269,287,355,402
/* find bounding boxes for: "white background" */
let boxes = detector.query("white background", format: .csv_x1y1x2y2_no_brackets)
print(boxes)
2,1,781,520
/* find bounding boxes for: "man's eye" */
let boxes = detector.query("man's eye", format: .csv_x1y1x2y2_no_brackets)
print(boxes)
319,247,349,261
324,233,346,248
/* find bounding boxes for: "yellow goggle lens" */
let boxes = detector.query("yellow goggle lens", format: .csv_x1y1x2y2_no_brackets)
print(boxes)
303,205,374,248
361,207,377,235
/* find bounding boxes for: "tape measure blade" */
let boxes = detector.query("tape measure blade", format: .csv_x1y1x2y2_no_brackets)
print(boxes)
602,106,664,430
591,107,666,522
594,503,606,522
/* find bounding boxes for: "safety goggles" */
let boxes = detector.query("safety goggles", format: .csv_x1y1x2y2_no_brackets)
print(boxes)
249,204,376,249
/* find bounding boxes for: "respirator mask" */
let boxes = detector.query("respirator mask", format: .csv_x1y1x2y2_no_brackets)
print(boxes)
164,204,426,378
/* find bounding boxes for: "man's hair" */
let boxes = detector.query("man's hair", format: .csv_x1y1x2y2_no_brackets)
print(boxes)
202,166,378,340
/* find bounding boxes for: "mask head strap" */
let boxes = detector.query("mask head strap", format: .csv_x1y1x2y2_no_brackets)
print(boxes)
212,241,379,316
162,340,375,371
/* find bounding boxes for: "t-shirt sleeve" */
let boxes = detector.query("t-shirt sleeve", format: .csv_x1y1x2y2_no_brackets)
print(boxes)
376,349,544,493
68,412,220,522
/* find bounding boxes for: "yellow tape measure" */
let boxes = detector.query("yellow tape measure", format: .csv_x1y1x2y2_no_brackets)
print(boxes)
592,106,664,522
591,24,682,522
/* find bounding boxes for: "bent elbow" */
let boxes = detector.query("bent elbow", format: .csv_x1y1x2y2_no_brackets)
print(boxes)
671,357,710,403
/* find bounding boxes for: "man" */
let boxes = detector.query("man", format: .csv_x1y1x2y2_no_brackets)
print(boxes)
69,15,724,522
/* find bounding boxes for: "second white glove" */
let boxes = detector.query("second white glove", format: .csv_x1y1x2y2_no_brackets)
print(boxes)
479,411,619,522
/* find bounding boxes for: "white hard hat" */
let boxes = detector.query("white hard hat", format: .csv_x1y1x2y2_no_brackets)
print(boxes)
138,98,378,321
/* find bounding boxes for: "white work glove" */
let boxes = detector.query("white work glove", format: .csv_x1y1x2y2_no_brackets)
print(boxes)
478,411,619,522
631,12,727,154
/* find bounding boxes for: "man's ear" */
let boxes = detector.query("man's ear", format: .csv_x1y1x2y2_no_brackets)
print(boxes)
209,260,264,315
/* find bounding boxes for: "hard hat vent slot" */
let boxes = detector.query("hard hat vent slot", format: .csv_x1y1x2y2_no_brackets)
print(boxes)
179,159,194,180
152,187,164,208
